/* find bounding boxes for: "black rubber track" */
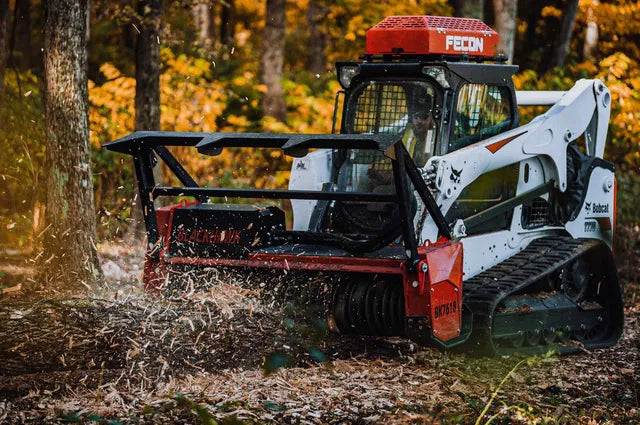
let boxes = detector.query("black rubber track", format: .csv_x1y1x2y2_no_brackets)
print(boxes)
459,235,624,356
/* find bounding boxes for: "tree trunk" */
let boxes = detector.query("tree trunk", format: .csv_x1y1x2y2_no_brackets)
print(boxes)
260,0,286,122
307,1,326,75
220,0,234,45
492,0,517,63
192,1,211,47
129,0,162,242
15,0,30,71
41,0,101,285
453,0,484,20
0,0,10,99
520,1,544,70
549,0,579,69
135,0,161,133
207,3,215,41
582,7,598,61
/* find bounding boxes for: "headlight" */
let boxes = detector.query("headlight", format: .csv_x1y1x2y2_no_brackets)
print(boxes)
422,67,450,88
339,66,360,88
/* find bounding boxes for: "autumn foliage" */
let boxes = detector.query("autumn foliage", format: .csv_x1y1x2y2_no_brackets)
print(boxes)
1,0,640,249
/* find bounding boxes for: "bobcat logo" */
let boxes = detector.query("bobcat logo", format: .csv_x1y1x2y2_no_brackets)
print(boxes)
450,167,462,184
584,202,591,213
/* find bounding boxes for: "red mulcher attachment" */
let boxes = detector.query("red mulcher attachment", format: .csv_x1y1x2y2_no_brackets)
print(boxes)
366,15,499,57
103,130,469,348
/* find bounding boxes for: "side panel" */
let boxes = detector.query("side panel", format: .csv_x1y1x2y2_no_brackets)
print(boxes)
288,149,332,230
565,167,615,247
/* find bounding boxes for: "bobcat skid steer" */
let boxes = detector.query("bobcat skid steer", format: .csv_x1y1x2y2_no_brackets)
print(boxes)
105,16,623,356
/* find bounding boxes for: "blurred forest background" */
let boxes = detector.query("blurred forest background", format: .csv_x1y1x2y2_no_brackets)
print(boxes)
0,0,639,272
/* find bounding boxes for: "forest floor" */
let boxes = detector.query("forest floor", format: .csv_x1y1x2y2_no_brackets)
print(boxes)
0,241,638,425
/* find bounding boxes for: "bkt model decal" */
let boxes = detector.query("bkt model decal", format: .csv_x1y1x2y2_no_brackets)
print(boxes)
434,300,457,319
445,35,484,53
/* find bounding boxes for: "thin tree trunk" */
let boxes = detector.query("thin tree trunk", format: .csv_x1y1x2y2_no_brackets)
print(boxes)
207,3,215,41
15,0,30,71
307,0,326,75
129,0,162,242
550,0,579,68
40,0,101,285
260,0,286,122
0,0,10,99
220,0,234,45
192,1,211,47
492,0,517,63
135,0,161,133
583,7,598,61
521,2,544,70
453,0,484,20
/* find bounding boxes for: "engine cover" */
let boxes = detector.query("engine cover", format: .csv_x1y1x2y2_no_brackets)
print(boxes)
165,203,285,259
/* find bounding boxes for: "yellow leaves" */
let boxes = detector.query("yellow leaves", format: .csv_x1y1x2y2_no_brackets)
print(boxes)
512,69,539,90
600,53,632,79
572,61,598,76
235,30,251,48
592,53,640,167
324,0,452,63
100,63,122,80
88,52,227,148
628,77,640,91
232,76,250,87
541,6,562,18
263,116,290,133
254,84,268,93
160,48,174,63
226,114,251,128
88,63,136,147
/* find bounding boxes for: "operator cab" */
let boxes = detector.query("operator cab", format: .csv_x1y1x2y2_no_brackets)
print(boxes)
336,16,519,160
323,16,520,236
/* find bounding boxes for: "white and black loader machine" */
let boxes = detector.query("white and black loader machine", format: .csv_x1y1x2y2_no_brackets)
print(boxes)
105,16,624,356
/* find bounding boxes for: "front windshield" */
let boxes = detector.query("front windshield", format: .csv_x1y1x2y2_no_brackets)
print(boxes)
341,80,439,194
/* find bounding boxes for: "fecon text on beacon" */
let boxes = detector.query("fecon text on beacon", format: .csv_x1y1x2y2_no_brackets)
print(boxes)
445,36,484,53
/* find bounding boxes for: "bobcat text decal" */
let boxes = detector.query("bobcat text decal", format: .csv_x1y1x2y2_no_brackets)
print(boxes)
585,202,610,214
176,228,242,244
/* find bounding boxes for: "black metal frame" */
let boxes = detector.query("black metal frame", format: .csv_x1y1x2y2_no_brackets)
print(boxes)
104,131,452,271
463,181,555,232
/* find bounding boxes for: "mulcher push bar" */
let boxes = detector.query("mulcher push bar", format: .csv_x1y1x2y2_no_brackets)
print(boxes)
103,131,452,269
105,131,401,156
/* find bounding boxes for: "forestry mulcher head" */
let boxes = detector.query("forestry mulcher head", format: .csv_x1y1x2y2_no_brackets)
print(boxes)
105,16,623,356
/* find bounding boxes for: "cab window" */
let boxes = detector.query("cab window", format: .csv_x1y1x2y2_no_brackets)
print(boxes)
345,81,439,169
450,84,513,152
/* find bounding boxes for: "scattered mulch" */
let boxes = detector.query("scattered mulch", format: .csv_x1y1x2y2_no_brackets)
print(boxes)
0,241,638,424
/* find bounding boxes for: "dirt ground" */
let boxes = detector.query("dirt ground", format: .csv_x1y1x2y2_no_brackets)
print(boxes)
0,242,638,424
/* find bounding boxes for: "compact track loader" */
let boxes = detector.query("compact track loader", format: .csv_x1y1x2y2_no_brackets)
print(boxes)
105,16,623,356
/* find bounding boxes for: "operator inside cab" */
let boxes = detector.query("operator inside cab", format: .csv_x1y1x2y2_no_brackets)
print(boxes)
326,83,440,236
402,91,437,168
